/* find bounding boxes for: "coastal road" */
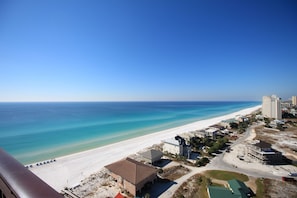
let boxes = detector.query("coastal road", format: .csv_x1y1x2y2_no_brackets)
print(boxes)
158,124,281,197
207,124,282,180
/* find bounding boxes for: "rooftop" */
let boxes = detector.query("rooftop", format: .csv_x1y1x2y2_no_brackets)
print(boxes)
208,179,251,198
140,149,163,160
162,138,180,146
208,186,241,198
228,179,250,198
254,140,271,149
105,158,157,185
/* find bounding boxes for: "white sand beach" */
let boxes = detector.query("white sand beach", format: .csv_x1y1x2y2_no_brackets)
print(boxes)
30,105,261,192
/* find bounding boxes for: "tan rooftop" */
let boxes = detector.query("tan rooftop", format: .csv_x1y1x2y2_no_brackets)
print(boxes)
105,158,157,185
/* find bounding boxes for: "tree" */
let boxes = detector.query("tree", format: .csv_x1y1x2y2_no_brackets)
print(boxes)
206,178,212,186
195,157,209,166
264,117,270,127
238,121,248,133
190,137,203,151
202,137,214,147
276,123,284,131
229,122,239,129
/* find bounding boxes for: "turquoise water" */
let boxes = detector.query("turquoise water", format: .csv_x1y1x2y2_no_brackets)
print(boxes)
0,101,259,164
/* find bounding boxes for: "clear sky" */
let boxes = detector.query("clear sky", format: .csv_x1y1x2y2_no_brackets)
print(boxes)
0,0,296,102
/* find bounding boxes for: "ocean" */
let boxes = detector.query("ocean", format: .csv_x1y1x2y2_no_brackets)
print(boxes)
0,101,259,164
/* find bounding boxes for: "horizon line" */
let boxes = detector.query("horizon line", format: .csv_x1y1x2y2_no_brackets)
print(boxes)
0,100,261,103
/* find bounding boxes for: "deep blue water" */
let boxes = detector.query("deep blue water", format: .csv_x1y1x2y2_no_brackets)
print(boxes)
0,101,259,164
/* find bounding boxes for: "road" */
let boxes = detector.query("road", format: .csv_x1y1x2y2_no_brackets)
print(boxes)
158,124,282,197
207,124,281,180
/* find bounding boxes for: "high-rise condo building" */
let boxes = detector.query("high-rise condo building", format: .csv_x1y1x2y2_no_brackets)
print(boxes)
262,95,282,120
292,96,297,106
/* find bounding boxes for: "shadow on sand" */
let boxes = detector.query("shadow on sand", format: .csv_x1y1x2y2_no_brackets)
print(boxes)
153,159,171,168
138,178,177,198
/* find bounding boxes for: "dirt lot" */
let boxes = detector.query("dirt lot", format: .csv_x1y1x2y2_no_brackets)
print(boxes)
262,178,297,198
173,171,297,198
159,165,190,181
255,120,297,161
173,174,208,198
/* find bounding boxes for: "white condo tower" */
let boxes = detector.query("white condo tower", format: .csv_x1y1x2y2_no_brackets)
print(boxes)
262,95,282,120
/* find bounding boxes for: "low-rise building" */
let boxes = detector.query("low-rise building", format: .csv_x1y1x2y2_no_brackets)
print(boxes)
105,158,157,196
247,140,283,164
220,118,239,129
269,119,285,128
192,130,207,138
163,138,183,155
139,149,163,164
180,132,197,144
290,108,296,116
207,179,252,198
235,115,249,122
163,136,191,158
205,127,219,139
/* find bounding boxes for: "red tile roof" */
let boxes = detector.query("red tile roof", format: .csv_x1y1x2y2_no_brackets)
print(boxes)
115,192,125,198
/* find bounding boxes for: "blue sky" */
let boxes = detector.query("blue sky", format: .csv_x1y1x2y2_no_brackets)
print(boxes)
0,1,296,102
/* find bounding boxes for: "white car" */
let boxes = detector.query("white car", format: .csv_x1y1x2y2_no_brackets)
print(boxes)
288,173,297,177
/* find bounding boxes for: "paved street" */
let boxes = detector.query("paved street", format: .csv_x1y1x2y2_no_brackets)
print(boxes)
158,124,283,197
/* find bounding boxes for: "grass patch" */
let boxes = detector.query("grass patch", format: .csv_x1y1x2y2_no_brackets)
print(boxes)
211,182,225,187
255,178,265,198
204,170,249,182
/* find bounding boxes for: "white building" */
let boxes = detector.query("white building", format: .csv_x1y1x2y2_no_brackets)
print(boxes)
262,95,282,120
162,138,183,155
292,96,297,106
205,127,219,139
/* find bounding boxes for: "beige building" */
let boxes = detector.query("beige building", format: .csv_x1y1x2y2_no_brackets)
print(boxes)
139,149,163,164
105,158,157,196
292,96,297,106
262,95,282,119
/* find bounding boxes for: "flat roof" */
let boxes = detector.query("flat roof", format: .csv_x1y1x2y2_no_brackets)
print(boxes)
163,138,180,146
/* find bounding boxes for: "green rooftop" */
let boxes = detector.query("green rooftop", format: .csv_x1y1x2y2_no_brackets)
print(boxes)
207,179,251,198
208,186,241,198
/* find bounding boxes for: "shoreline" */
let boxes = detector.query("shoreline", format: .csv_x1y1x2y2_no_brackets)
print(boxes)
30,105,261,191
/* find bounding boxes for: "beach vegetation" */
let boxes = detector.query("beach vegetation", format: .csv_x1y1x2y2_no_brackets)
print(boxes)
249,114,257,123
207,137,228,155
276,123,285,131
230,122,239,129
230,121,250,133
190,137,203,151
282,112,296,118
174,174,209,198
238,121,249,133
264,117,271,127
195,157,209,167
159,165,190,181
255,178,265,198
